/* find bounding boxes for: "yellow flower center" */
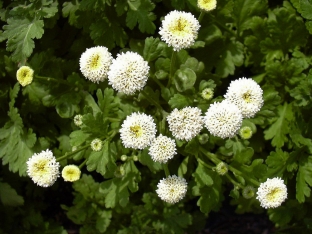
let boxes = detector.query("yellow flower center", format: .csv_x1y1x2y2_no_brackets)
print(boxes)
90,54,101,69
242,92,252,103
170,18,190,36
130,125,143,137
34,160,48,173
267,188,281,201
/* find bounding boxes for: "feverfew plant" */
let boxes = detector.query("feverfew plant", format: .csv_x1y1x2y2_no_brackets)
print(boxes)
1,0,312,233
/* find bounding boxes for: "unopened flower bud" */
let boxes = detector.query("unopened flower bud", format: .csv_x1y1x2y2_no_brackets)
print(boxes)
201,88,214,100
216,162,228,175
242,185,256,199
198,133,209,144
114,165,125,178
121,155,128,161
239,126,253,140
90,138,102,151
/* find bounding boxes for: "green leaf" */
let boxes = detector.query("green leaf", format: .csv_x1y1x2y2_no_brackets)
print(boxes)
86,141,117,177
96,88,119,119
0,182,24,206
0,18,44,62
62,1,79,26
174,68,196,92
299,0,312,20
264,103,294,148
296,156,312,203
265,149,289,177
193,163,213,187
143,37,166,62
126,0,156,34
168,94,193,109
139,149,162,173
178,156,189,177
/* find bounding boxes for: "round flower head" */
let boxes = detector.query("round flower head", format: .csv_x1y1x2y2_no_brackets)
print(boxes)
16,66,34,86
224,77,264,118
198,0,217,12
27,149,60,187
167,107,204,141
156,175,187,204
149,134,177,163
108,51,150,95
243,185,256,199
91,138,103,151
239,126,253,139
215,162,228,175
256,177,287,209
74,114,83,127
201,88,214,100
159,10,200,51
79,46,113,83
62,165,81,182
120,112,157,149
204,100,243,139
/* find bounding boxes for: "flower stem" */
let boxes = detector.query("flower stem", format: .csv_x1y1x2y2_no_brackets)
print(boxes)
56,144,89,162
79,158,87,169
225,173,244,189
152,76,165,89
167,50,177,88
163,164,170,177
141,90,163,110
35,75,71,86
206,13,236,37
198,12,205,23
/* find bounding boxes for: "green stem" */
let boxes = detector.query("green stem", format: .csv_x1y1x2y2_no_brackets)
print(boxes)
198,11,205,23
167,51,177,88
141,90,163,110
56,144,90,162
225,173,244,189
79,158,87,169
107,118,121,122
35,75,71,86
163,164,170,177
152,76,165,89
206,14,236,37
197,157,213,169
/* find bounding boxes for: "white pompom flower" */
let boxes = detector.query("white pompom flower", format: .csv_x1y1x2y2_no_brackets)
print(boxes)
156,175,187,204
198,0,217,12
256,177,287,209
149,134,177,163
108,51,150,95
120,112,157,150
16,66,34,86
204,100,243,139
27,149,60,187
224,77,264,118
79,46,113,83
159,10,200,51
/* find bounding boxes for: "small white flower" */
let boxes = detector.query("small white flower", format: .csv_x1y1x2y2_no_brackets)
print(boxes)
224,77,264,118
201,88,214,100
120,112,157,149
159,10,200,51
256,177,287,209
156,175,187,204
79,46,113,83
149,134,177,163
74,114,83,127
204,100,243,139
90,138,103,151
108,51,150,95
16,66,34,86
198,0,217,12
167,107,204,141
62,165,81,182
27,149,60,187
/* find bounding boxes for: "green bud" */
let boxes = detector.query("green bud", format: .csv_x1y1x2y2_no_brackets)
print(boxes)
198,133,209,144
216,162,228,176
114,165,125,178
121,155,128,161
242,185,256,199
239,126,253,140
133,155,139,161
201,88,214,100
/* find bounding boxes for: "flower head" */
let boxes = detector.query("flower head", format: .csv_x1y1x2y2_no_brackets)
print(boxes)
79,46,113,83
198,0,217,12
27,149,60,187
16,66,34,86
243,185,256,199
120,112,157,149
159,10,200,51
91,138,103,151
62,165,81,182
108,51,149,95
204,100,243,139
156,175,187,204
201,88,214,100
74,114,83,127
239,126,253,139
167,107,204,141
256,177,287,209
224,78,264,118
215,162,228,175
149,134,177,163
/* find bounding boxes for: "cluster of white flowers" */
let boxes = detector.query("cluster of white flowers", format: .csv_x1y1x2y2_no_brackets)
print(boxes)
159,10,200,51
27,149,60,187
204,100,243,139
149,134,177,163
108,51,150,95
62,165,81,182
224,77,264,118
79,46,113,83
167,107,204,141
256,177,287,209
120,112,157,150
156,175,187,204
